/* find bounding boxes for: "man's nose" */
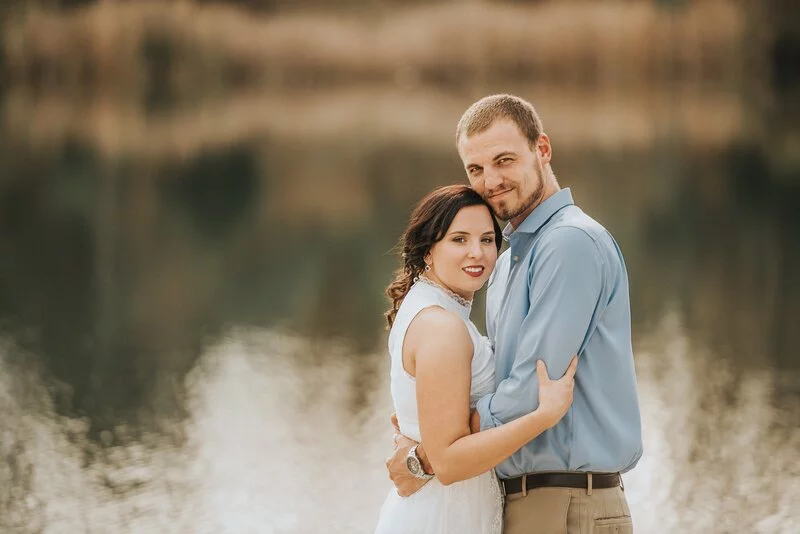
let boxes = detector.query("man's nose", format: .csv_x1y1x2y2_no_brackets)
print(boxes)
483,169,503,191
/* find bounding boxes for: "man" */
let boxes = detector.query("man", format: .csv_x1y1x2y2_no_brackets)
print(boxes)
387,94,643,533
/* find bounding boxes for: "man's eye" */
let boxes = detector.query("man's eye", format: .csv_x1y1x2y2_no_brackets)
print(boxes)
499,158,511,165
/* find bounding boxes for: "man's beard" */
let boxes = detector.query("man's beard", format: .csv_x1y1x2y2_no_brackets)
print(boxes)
493,181,546,222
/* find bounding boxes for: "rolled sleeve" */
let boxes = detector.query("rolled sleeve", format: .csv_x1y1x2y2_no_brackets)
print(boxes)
478,226,605,427
476,391,501,432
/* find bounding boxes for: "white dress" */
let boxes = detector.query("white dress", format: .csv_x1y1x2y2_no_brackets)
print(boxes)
374,279,503,534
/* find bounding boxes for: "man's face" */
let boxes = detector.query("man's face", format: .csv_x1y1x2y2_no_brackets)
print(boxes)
458,119,551,227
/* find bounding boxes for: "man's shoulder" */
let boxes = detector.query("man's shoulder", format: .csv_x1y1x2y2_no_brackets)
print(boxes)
537,206,626,276
543,206,610,246
530,207,613,268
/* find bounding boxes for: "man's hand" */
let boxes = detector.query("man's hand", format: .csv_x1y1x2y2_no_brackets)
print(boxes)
386,413,430,497
385,434,429,497
536,356,578,428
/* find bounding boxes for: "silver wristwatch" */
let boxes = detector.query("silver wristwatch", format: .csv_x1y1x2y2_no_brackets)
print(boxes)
406,445,434,480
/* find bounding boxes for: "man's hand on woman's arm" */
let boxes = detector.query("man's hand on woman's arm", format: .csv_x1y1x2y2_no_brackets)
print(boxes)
385,435,430,497
386,414,433,497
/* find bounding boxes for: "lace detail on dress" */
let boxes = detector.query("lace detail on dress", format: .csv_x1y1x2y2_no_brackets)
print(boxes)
489,471,504,534
414,276,473,310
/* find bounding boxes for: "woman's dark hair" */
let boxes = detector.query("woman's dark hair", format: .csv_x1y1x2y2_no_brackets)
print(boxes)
385,184,503,328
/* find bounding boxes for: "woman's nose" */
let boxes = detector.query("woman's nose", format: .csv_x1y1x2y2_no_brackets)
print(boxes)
468,242,483,258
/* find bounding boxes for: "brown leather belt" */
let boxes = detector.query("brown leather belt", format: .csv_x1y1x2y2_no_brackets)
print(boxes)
501,472,621,495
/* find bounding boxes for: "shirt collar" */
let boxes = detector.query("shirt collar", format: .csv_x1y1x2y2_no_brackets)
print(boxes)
503,188,574,238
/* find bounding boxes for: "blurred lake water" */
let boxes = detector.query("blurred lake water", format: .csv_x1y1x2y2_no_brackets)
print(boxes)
1,2,799,532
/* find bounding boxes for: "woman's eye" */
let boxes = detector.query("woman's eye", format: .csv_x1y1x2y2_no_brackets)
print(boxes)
481,238,494,244
453,237,466,243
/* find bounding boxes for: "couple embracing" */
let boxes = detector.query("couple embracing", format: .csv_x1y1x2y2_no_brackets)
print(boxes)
374,94,643,534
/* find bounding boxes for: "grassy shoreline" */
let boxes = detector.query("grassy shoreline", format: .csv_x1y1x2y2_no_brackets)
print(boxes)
2,1,744,93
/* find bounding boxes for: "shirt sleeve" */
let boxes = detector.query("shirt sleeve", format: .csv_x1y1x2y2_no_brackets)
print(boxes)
476,226,605,430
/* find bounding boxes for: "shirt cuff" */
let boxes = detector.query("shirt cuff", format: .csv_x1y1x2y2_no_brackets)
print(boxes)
475,393,501,433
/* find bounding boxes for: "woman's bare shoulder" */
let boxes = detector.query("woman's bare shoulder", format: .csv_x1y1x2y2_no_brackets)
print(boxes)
406,306,472,359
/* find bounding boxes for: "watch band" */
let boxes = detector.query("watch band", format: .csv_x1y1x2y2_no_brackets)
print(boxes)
407,445,434,480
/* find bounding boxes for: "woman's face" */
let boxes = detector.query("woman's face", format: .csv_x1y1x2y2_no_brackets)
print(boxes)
425,204,498,300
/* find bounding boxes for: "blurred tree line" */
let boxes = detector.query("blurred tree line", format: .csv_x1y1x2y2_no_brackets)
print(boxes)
0,0,460,16
0,0,795,89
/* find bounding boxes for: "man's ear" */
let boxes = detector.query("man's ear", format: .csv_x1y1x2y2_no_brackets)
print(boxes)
537,133,552,165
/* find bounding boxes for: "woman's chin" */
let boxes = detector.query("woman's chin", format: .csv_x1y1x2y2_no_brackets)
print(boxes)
454,277,490,297
473,278,491,292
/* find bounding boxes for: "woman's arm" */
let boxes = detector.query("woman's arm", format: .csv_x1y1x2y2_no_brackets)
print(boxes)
407,307,576,486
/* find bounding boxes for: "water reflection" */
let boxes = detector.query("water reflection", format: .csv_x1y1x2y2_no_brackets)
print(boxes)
627,313,800,533
1,321,798,532
0,331,391,533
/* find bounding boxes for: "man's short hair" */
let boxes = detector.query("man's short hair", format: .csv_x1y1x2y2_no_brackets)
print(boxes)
456,94,543,147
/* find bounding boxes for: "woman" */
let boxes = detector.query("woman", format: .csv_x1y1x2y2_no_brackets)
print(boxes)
374,185,577,534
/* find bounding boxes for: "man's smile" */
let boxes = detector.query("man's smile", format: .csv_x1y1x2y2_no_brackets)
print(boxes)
488,189,514,201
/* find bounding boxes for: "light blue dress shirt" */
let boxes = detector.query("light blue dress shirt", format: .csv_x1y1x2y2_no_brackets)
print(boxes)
476,188,643,479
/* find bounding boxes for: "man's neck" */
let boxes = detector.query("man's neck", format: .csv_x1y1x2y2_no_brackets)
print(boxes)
509,183,561,229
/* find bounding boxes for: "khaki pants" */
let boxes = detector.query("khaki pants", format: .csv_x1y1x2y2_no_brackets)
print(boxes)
503,483,632,534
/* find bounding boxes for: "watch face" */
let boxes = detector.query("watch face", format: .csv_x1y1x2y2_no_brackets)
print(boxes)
406,455,419,475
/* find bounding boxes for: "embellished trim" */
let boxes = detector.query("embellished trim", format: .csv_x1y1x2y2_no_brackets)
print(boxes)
415,276,473,310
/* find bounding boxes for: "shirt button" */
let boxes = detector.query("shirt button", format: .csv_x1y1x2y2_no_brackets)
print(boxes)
513,256,519,262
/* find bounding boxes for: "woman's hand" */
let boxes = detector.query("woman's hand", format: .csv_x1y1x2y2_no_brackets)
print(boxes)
535,356,578,428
